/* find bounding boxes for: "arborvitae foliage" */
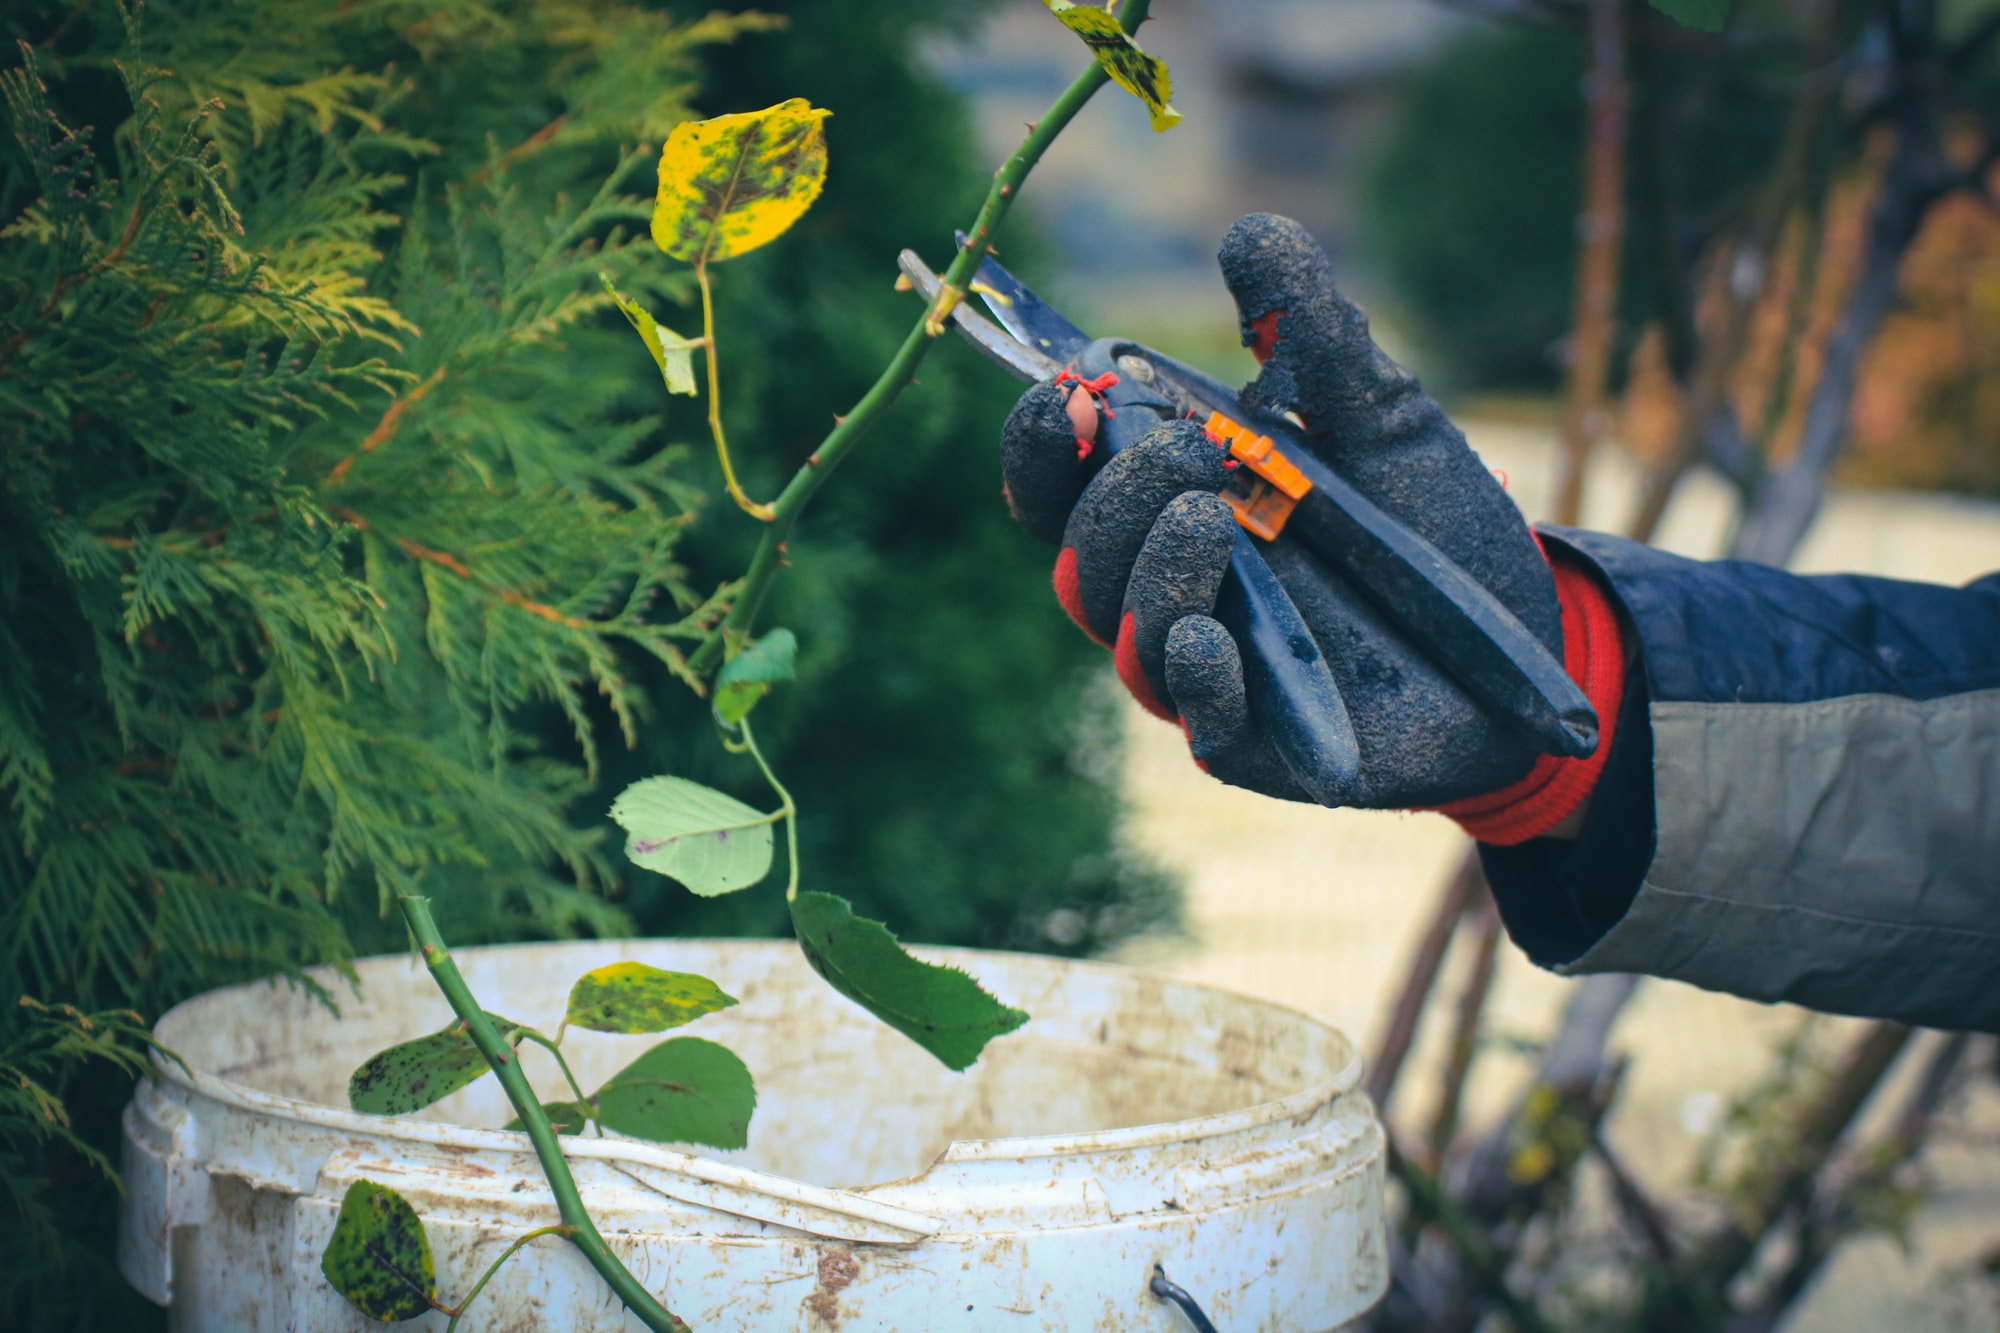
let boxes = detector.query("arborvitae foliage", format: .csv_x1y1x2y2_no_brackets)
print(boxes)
0,2,767,1322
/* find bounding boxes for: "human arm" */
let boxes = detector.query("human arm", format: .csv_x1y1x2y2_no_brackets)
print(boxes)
1481,534,2000,1033
998,213,2000,1033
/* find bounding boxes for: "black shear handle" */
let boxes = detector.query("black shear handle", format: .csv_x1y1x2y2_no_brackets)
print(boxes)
1075,341,1361,804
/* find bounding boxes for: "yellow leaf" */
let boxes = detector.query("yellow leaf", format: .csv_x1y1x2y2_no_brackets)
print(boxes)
601,275,698,396
652,100,832,265
1043,2,1182,133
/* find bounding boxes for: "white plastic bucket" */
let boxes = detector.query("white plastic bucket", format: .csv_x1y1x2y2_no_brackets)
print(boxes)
119,939,1386,1330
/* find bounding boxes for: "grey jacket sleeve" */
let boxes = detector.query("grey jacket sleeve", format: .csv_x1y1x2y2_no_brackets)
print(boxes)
1479,529,2000,1033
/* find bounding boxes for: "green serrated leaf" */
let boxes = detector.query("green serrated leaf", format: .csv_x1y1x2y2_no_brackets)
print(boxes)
348,1013,530,1115
594,1036,756,1149
609,776,774,895
320,1180,438,1322
1043,2,1181,132
1648,0,1730,31
600,274,698,395
505,1100,593,1136
566,961,738,1034
789,892,1028,1072
713,628,797,725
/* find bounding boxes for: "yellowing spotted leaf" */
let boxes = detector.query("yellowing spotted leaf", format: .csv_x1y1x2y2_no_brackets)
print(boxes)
652,100,831,265
1044,2,1181,133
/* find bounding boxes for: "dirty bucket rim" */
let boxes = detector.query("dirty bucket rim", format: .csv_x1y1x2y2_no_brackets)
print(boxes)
145,937,1363,1186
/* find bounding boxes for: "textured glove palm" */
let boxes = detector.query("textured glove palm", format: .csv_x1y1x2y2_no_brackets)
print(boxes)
999,215,1564,808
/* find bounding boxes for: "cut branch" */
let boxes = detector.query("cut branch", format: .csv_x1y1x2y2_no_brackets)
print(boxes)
397,898,689,1333
687,0,1154,675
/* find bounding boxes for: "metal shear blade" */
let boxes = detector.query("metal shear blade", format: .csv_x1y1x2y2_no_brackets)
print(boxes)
895,251,1058,384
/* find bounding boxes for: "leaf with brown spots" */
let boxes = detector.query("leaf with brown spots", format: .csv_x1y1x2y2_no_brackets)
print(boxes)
320,1180,438,1322
1042,2,1181,132
566,961,738,1035
651,100,831,265
789,891,1027,1072
348,1013,532,1116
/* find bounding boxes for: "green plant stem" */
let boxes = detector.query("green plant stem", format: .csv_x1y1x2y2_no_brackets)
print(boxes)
515,1029,597,1133
397,896,691,1333
697,260,773,520
687,0,1151,676
445,1224,576,1332
736,719,798,900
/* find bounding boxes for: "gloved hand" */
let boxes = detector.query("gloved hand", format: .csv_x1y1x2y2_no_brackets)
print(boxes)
1000,214,1623,829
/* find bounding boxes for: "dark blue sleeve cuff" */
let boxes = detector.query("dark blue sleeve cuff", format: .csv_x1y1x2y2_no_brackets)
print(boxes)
1478,626,1654,968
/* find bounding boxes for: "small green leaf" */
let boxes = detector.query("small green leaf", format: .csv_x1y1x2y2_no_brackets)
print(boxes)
320,1180,438,1322
505,1100,594,1136
1648,0,1730,31
1043,2,1182,132
653,100,831,264
595,1036,756,1149
713,628,797,726
566,961,738,1034
348,1013,530,1115
600,274,699,395
610,776,774,895
790,892,1028,1072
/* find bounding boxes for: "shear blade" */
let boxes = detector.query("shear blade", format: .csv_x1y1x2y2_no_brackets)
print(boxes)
955,234,1094,366
896,250,1059,384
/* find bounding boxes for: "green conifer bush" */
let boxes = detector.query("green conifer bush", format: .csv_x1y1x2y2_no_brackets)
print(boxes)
0,1,760,1320
0,3,1174,1323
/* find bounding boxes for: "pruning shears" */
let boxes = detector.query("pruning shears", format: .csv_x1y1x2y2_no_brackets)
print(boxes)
898,246,1598,805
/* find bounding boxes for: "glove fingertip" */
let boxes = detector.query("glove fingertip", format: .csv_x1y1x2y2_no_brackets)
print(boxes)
1002,379,1092,546
1163,614,1249,762
1218,213,1331,330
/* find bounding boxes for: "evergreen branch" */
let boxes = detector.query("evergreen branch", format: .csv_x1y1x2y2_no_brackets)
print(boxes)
398,897,690,1333
327,369,446,485
330,508,596,631
689,0,1153,674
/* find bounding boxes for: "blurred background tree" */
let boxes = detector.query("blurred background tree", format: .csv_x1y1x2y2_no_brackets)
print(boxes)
0,2,1171,1327
1365,0,2000,500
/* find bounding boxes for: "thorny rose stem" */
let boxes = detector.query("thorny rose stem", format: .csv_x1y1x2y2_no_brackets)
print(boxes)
397,895,692,1333
392,14,1158,1325
688,0,1154,676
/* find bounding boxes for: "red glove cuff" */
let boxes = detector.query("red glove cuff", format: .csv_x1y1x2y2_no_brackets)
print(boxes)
1430,543,1628,846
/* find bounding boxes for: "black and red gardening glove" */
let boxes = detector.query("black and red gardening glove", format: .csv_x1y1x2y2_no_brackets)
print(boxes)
1000,215,1626,843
